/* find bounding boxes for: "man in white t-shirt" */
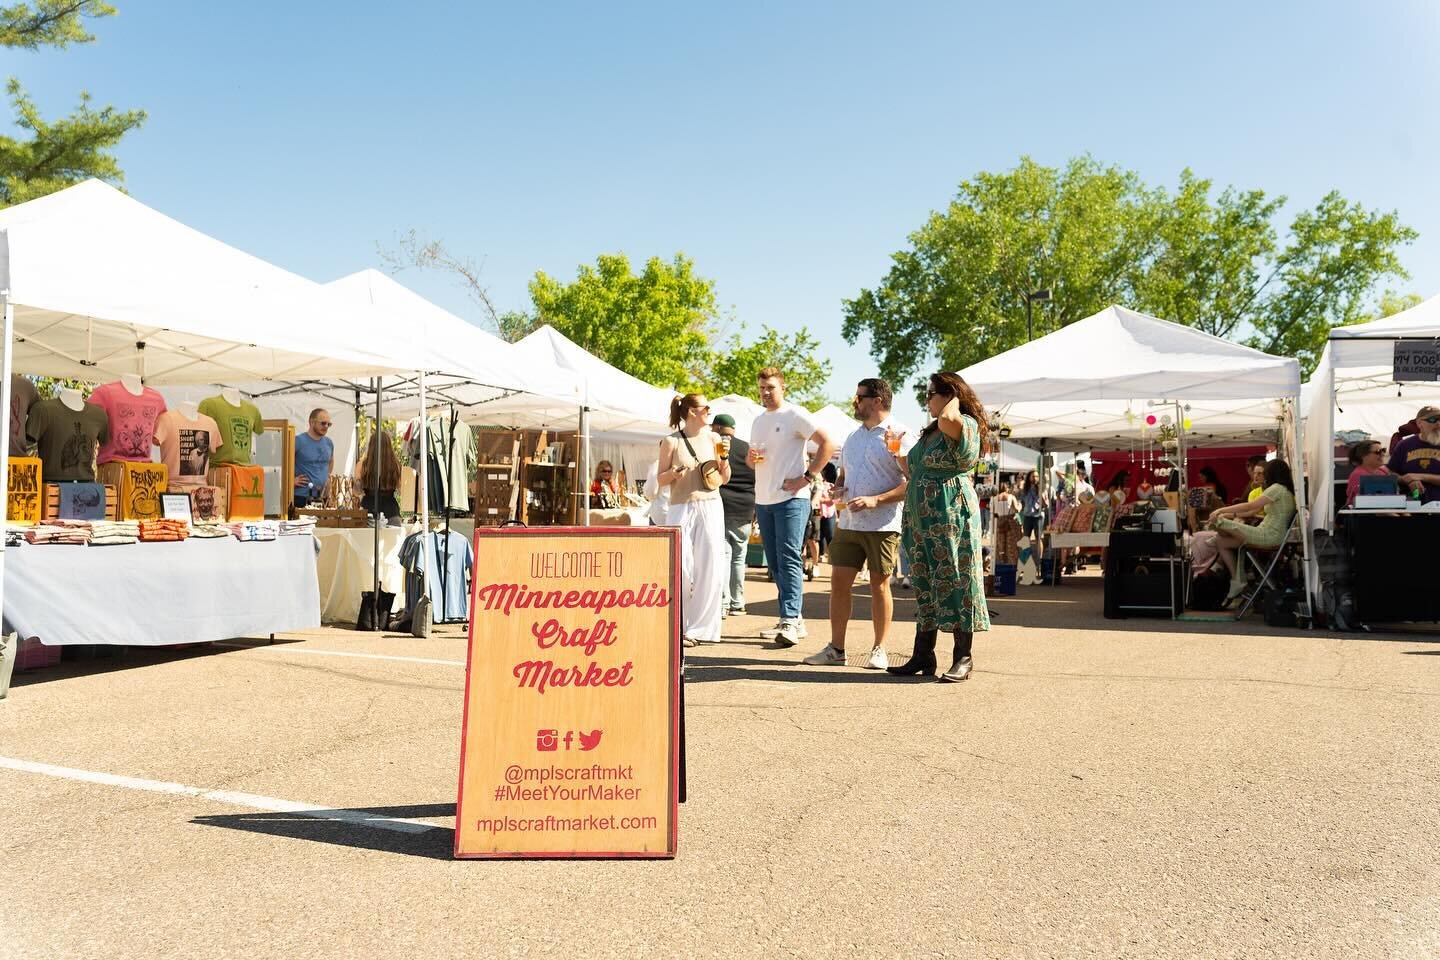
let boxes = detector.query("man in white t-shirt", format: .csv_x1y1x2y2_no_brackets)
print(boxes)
747,366,836,646
802,378,913,670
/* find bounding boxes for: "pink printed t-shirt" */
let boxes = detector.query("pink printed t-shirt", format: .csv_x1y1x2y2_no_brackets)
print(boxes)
90,381,167,465
153,409,224,485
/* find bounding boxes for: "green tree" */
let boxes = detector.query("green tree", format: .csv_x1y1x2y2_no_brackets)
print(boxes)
528,253,717,388
1,1,145,208
698,324,831,408
844,155,1415,388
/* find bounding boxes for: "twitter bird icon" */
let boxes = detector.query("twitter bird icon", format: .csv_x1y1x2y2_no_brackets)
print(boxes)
578,729,603,751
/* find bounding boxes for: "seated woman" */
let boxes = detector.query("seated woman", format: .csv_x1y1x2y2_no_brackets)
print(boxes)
1345,440,1392,507
590,460,621,509
1204,459,1297,601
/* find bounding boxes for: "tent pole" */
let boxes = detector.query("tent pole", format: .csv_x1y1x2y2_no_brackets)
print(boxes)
0,289,15,634
1289,396,1315,627
581,384,591,527
372,376,383,624
417,373,431,616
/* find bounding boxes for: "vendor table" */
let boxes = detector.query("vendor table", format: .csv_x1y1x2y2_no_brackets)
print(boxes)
3,536,320,646
1047,532,1111,549
1339,510,1440,623
314,518,478,624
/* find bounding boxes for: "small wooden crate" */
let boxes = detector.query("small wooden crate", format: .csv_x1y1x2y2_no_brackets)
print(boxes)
6,456,44,525
96,461,169,520
296,507,369,528
43,483,119,521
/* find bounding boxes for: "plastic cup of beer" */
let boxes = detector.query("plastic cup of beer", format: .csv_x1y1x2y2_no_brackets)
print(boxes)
752,441,767,464
885,429,903,454
715,434,731,458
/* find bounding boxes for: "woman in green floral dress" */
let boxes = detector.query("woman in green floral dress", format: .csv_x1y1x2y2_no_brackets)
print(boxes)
887,371,991,683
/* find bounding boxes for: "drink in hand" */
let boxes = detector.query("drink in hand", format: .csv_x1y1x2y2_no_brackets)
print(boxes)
885,429,903,454
753,441,767,465
715,435,731,458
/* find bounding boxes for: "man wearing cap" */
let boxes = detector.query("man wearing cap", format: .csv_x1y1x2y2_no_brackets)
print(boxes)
712,413,755,616
1388,405,1440,503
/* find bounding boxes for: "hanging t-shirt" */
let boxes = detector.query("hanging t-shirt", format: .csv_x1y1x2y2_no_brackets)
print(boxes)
399,529,473,623
750,402,821,506
198,395,265,466
153,409,224,485
89,381,167,465
293,431,334,493
25,399,110,482
9,375,38,456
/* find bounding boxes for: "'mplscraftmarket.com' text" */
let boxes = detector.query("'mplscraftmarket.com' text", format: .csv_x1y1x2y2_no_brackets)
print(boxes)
476,814,659,834
493,783,642,802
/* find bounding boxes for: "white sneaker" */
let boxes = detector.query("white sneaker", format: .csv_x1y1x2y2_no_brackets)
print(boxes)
682,636,699,648
802,644,846,666
865,647,889,670
775,620,801,647
759,619,786,639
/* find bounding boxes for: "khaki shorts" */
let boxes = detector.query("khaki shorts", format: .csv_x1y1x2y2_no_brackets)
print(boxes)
828,527,900,575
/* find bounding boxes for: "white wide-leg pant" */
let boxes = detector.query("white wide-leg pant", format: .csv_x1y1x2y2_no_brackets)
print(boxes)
667,497,726,643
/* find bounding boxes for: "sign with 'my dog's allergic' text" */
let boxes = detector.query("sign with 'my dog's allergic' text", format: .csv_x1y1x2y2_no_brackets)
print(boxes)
454,526,680,859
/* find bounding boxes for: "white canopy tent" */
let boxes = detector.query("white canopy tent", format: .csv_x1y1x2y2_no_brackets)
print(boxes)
960,304,1310,613
1305,294,1440,532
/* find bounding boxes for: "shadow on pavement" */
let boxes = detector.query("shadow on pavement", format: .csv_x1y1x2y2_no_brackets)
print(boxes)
192,803,456,860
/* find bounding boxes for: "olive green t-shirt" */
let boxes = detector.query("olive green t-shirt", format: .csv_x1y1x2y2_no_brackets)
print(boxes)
198,395,265,466
25,398,110,482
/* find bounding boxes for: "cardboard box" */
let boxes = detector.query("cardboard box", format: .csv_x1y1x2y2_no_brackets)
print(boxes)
43,483,118,521
6,456,43,525
96,461,169,520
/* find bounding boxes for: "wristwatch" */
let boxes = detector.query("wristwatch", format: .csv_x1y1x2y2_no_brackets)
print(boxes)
804,470,818,482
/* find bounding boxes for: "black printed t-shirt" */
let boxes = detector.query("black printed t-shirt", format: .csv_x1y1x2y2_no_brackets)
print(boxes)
26,399,111,482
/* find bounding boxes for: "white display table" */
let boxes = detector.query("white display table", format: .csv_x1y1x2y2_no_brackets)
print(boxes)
3,536,320,646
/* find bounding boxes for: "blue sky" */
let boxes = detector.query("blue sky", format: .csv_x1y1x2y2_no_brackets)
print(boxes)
6,0,1439,426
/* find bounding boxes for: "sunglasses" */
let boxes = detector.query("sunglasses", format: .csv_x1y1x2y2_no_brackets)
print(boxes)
926,389,949,398
315,421,332,428
854,393,876,401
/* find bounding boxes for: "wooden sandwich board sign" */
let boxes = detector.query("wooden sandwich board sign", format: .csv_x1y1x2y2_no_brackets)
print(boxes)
454,526,681,859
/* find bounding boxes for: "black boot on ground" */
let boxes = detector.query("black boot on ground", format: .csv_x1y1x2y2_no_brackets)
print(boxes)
939,630,973,683
887,628,938,677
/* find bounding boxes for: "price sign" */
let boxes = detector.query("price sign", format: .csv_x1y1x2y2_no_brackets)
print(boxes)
1393,339,1440,382
454,526,680,859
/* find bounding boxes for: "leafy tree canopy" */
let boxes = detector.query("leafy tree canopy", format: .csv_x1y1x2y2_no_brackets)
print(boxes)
526,253,717,389
843,155,1416,391
1,1,144,208
698,324,830,409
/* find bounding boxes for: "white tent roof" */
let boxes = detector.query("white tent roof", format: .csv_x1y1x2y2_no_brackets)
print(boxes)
1305,294,1440,531
0,180,413,384
321,270,580,415
464,325,675,436
709,394,764,439
962,305,1301,403
961,305,1299,451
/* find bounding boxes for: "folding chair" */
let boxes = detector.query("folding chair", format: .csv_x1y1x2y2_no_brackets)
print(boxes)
1233,514,1301,620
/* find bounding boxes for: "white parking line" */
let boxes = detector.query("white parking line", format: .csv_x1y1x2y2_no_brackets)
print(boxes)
0,756,443,834
214,642,465,667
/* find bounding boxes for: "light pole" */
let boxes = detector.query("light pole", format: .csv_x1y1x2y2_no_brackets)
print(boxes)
1023,287,1053,341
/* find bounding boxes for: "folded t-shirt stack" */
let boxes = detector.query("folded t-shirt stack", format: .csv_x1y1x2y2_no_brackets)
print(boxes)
139,518,190,542
226,520,279,542
88,520,140,545
24,523,92,544
279,517,317,536
188,523,231,539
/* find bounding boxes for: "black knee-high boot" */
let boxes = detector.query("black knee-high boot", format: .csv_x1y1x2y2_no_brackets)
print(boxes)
939,630,973,683
887,627,938,677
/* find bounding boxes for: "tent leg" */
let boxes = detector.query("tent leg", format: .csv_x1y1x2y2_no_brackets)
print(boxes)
1290,397,1315,627
372,376,384,625
418,373,431,607
580,400,591,527
0,293,15,633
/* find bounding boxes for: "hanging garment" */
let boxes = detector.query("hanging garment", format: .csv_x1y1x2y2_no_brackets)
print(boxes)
398,529,472,623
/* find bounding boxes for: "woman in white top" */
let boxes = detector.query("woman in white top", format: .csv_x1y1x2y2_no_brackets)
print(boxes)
658,393,732,646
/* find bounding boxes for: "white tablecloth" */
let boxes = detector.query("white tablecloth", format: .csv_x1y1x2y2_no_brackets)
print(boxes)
3,536,320,646
313,519,477,624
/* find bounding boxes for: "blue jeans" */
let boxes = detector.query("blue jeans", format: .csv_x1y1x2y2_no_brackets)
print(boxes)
755,498,809,620
723,520,751,610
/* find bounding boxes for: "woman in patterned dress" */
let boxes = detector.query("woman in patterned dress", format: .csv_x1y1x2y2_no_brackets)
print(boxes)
887,372,991,682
